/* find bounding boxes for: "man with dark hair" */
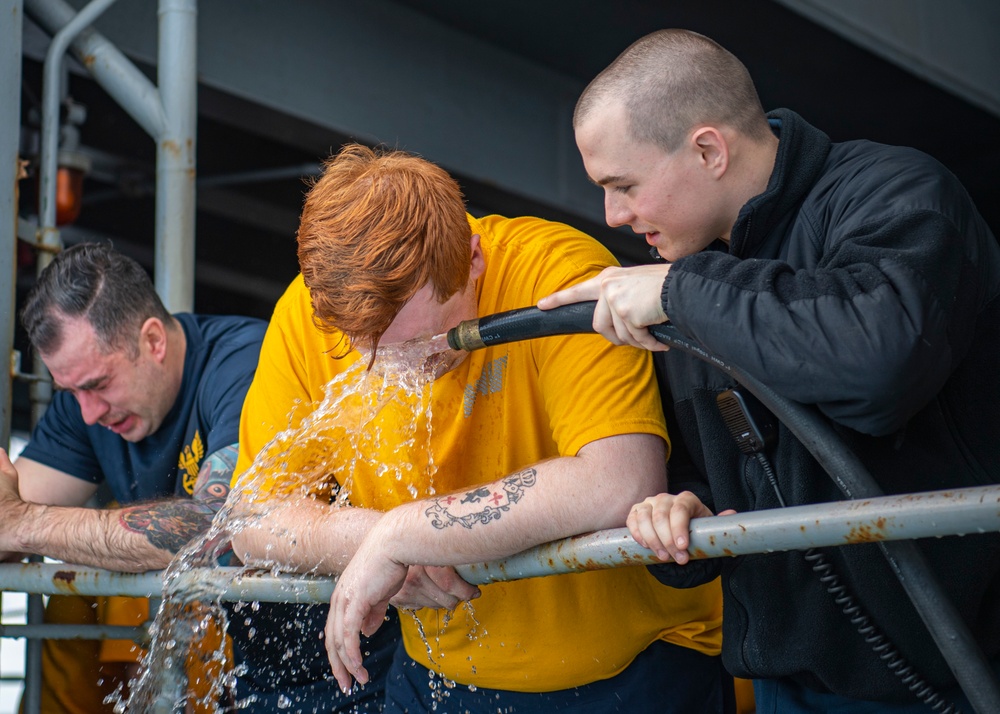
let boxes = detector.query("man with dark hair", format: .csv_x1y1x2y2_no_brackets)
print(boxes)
1,242,267,712
541,28,1000,713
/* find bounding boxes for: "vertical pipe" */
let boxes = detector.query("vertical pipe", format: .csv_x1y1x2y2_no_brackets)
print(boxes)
38,0,120,234
0,2,24,703
23,590,43,714
154,0,196,313
149,2,198,703
1,0,23,453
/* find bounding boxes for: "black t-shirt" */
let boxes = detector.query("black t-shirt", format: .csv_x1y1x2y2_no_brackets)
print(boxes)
20,314,266,504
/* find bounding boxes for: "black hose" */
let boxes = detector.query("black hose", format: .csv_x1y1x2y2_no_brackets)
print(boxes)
447,302,1000,714
447,302,599,351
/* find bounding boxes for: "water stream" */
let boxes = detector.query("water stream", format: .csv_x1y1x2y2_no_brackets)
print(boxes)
117,336,460,713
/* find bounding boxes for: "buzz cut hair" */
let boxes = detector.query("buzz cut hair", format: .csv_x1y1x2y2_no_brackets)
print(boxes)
575,29,771,152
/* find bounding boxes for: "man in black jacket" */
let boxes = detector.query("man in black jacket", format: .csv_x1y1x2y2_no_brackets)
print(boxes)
541,28,1000,713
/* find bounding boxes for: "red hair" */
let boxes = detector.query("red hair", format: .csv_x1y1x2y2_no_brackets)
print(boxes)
297,144,470,356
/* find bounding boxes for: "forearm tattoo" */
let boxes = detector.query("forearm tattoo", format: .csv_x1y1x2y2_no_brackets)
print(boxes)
119,444,236,553
424,468,537,530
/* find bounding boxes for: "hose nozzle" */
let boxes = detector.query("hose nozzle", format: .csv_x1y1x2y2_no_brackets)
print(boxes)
447,318,486,351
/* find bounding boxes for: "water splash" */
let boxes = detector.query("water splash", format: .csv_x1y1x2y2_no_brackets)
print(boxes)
117,336,463,713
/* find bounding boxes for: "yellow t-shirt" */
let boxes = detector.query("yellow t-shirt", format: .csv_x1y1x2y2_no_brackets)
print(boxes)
235,214,723,691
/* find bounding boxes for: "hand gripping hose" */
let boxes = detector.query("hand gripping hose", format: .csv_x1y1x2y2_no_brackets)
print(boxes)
447,301,1000,714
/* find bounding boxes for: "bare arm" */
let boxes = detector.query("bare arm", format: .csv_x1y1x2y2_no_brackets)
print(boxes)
379,432,665,564
16,458,99,506
326,431,666,690
229,495,382,575
229,484,481,613
2,445,237,572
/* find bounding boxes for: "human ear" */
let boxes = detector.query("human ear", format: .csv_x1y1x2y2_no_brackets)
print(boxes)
469,234,486,281
139,317,169,362
692,127,729,177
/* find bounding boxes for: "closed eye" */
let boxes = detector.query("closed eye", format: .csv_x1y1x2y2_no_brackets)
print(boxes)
75,376,111,393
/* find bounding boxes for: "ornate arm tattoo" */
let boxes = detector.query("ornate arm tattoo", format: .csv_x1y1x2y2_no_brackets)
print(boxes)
424,467,537,530
118,444,237,553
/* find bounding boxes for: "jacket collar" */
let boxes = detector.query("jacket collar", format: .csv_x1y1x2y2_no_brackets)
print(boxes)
729,108,832,257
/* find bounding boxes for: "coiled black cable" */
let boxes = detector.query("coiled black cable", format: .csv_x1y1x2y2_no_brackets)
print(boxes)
803,548,958,713
752,451,960,712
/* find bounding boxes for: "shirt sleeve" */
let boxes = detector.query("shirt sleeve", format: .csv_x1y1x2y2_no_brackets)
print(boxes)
668,212,964,436
234,280,317,486
198,337,264,458
17,391,103,483
502,218,669,457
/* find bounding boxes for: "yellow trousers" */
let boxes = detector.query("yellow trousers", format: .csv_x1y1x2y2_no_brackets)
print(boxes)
21,594,231,713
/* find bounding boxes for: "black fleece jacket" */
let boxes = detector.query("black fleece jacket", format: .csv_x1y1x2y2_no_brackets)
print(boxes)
650,109,1000,702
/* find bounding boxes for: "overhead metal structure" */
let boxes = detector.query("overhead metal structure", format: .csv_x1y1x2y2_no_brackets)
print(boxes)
775,0,1000,118
26,0,197,313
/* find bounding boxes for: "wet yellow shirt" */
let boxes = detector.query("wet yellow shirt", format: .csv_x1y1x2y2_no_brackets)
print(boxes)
235,214,723,691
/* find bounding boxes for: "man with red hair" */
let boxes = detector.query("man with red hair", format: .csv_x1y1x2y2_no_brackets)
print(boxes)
231,143,729,713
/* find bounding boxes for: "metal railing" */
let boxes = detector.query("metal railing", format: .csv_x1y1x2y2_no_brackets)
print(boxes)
2,485,998,711
3,485,996,600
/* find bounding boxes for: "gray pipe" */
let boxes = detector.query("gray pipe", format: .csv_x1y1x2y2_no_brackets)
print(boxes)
153,0,197,313
4,486,995,712
0,623,147,641
24,0,167,138
38,0,120,233
23,591,43,714
25,0,197,313
458,484,1000,583
0,0,24,453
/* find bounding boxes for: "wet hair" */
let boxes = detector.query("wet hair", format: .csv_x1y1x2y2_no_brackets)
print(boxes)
20,242,171,358
296,143,470,357
575,29,771,151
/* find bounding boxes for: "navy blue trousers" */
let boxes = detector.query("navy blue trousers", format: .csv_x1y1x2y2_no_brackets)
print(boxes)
753,656,1000,714
384,638,734,714
226,602,400,713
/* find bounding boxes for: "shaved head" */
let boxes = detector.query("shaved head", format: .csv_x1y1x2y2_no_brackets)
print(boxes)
576,29,771,152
